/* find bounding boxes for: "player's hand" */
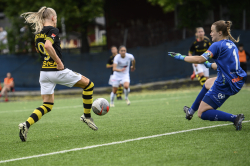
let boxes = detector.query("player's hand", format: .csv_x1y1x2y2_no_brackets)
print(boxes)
168,52,186,61
204,61,212,68
131,66,135,72
121,68,126,72
57,62,64,70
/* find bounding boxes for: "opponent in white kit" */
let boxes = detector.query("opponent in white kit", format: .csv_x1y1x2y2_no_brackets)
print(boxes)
110,45,136,107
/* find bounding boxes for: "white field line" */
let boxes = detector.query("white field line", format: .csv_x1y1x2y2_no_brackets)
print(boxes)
0,96,189,114
0,120,249,164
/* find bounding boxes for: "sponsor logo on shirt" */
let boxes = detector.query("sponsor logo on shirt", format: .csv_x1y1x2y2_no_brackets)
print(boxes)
232,76,243,83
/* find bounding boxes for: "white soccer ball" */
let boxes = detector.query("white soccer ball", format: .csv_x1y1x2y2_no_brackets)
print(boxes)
92,98,110,116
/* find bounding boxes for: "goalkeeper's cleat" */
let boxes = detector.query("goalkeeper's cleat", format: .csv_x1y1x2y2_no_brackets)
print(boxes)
110,103,115,107
234,114,245,131
80,114,98,131
18,122,29,142
183,106,193,120
126,99,130,105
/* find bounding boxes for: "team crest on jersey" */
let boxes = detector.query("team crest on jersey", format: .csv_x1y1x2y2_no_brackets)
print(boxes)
51,33,56,37
218,93,225,99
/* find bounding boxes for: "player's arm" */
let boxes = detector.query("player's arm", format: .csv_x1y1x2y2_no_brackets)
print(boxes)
204,61,217,70
168,52,206,64
113,63,125,72
106,64,113,68
44,40,64,70
131,59,136,71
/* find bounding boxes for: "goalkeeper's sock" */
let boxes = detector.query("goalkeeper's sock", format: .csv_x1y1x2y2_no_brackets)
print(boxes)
110,92,116,104
189,85,208,115
201,110,237,122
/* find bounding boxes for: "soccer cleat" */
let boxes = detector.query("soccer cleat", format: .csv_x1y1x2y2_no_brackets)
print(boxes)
126,99,130,105
110,103,115,107
190,72,195,80
18,122,29,142
234,114,245,131
183,106,193,120
80,115,98,131
5,98,9,102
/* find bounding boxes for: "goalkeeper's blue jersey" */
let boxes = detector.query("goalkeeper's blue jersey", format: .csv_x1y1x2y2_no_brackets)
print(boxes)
202,39,247,95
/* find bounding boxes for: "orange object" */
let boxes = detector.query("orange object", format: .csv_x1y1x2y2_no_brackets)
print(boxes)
4,77,14,85
238,50,247,62
190,71,196,80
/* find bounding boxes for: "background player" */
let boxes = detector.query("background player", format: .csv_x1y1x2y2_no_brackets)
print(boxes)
110,45,135,107
169,20,246,130
0,72,14,102
18,6,97,142
238,43,250,73
106,46,123,100
189,27,211,86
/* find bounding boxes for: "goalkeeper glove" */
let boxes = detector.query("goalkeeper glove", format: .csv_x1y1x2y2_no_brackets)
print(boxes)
204,61,212,68
168,52,186,61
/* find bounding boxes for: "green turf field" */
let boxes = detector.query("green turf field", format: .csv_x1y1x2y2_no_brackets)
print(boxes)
0,88,250,166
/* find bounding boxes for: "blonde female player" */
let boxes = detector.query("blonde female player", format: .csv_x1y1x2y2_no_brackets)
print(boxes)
110,46,136,107
18,7,98,142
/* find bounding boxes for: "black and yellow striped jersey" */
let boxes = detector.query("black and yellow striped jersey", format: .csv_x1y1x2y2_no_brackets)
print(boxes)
189,38,211,56
107,55,115,74
35,26,63,71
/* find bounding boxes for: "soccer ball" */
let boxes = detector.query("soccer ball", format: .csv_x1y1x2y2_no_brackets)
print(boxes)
92,98,110,116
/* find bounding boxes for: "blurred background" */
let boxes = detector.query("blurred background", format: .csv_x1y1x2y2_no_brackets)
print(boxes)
0,0,249,92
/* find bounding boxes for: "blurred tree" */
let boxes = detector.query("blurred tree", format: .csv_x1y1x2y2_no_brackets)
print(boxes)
2,0,104,53
148,0,250,29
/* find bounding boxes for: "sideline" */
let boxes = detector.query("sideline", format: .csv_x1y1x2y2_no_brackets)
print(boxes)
1,120,249,164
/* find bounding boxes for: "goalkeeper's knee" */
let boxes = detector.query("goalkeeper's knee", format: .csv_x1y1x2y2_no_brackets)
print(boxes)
198,75,207,86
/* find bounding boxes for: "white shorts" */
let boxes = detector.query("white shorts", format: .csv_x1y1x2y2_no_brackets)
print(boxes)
192,64,209,77
108,75,113,85
39,68,82,95
111,75,130,87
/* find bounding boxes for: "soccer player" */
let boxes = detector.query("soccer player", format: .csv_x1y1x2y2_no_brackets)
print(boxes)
189,27,211,86
18,7,98,142
169,20,247,130
110,45,136,107
106,46,123,100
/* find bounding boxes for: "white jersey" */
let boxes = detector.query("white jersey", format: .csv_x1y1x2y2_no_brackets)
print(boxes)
113,53,134,78
0,30,8,44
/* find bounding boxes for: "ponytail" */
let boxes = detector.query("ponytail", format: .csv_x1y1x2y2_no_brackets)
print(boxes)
21,6,55,34
225,21,240,43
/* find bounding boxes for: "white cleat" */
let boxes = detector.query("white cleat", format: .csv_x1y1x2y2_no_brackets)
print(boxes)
126,99,130,105
18,122,29,142
110,103,115,107
80,115,98,131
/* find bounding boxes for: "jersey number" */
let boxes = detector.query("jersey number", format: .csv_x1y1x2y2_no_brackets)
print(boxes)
233,49,238,70
38,42,50,60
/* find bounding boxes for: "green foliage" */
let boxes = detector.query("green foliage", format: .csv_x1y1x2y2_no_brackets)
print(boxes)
148,0,250,29
2,0,104,53
148,0,183,12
